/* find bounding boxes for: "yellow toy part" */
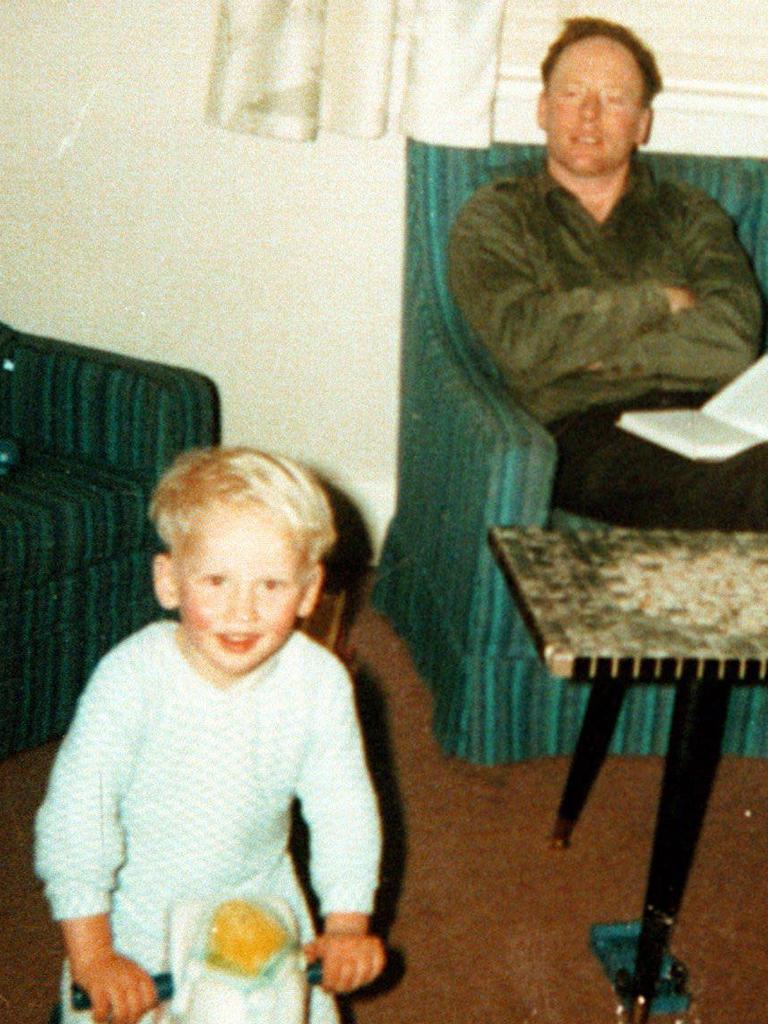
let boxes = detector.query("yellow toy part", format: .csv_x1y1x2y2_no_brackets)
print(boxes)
206,899,290,977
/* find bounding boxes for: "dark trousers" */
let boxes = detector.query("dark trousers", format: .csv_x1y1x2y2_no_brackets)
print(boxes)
550,391,768,530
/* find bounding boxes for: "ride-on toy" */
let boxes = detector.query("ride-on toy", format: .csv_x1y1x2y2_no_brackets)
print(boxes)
53,895,321,1024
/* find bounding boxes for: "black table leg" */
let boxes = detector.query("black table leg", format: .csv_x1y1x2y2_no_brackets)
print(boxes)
628,673,732,1023
551,676,628,848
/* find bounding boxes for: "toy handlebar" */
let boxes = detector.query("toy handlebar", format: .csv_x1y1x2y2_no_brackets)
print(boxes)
71,973,174,1011
70,962,323,1011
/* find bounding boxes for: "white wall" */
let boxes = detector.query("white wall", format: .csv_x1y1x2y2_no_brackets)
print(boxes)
0,2,405,557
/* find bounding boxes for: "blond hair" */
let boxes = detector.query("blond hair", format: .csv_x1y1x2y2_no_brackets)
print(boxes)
149,447,337,564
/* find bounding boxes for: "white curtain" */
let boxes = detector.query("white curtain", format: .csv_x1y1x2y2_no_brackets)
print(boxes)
207,0,508,147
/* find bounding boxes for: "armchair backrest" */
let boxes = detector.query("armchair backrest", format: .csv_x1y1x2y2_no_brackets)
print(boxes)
0,324,220,480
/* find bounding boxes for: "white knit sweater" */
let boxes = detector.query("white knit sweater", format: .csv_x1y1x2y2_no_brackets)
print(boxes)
36,623,381,986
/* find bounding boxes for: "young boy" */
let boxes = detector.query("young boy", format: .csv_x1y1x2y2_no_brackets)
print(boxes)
36,447,385,1024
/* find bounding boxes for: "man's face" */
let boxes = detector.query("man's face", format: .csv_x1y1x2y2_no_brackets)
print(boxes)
537,35,652,190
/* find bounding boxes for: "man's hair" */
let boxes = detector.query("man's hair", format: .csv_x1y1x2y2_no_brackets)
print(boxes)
149,446,337,564
541,17,663,106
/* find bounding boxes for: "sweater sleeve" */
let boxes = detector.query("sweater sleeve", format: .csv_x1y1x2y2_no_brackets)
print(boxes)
34,642,149,922
294,659,381,918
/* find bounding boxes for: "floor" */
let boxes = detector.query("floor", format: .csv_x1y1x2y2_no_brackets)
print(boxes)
3,593,768,1024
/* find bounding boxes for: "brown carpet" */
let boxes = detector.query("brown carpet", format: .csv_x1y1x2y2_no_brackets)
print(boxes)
3,595,767,1024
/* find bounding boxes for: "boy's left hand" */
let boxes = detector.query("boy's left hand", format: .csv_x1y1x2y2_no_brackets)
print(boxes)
303,913,386,993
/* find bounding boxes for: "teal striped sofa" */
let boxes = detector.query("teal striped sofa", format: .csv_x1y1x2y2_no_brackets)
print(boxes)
0,322,219,758
373,140,768,765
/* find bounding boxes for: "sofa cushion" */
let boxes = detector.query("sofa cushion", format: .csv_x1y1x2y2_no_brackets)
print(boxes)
0,453,155,584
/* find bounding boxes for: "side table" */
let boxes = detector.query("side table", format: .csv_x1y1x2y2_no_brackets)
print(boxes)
490,526,768,1023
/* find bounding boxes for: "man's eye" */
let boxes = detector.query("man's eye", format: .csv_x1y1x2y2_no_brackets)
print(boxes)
263,579,285,592
206,575,226,586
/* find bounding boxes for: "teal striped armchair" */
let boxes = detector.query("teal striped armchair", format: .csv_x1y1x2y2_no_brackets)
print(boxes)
0,323,219,757
373,140,768,765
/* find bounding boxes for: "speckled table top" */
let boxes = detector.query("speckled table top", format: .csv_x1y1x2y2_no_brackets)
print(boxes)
490,527,768,682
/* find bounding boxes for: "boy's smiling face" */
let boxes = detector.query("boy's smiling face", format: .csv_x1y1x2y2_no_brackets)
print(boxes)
153,502,323,688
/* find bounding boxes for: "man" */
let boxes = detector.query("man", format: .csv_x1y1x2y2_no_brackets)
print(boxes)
448,17,766,528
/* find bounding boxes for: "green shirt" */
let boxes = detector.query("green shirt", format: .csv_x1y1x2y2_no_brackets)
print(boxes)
448,161,763,423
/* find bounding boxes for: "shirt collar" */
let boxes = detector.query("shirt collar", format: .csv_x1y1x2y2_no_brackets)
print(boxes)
537,157,654,210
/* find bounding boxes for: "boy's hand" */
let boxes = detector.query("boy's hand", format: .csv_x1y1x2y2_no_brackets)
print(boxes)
303,912,386,994
63,914,159,1024
72,950,158,1024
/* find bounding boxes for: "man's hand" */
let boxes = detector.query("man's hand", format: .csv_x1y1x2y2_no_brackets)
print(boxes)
663,285,696,314
303,912,386,994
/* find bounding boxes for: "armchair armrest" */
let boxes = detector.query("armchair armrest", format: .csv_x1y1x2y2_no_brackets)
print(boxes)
391,288,557,648
380,137,561,651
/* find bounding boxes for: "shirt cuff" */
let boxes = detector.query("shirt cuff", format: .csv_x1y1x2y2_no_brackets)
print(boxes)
318,884,376,919
47,885,111,923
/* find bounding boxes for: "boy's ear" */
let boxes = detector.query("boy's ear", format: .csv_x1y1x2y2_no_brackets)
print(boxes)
152,552,181,611
298,564,325,619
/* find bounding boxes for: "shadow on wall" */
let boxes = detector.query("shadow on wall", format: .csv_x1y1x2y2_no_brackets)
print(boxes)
323,480,375,611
